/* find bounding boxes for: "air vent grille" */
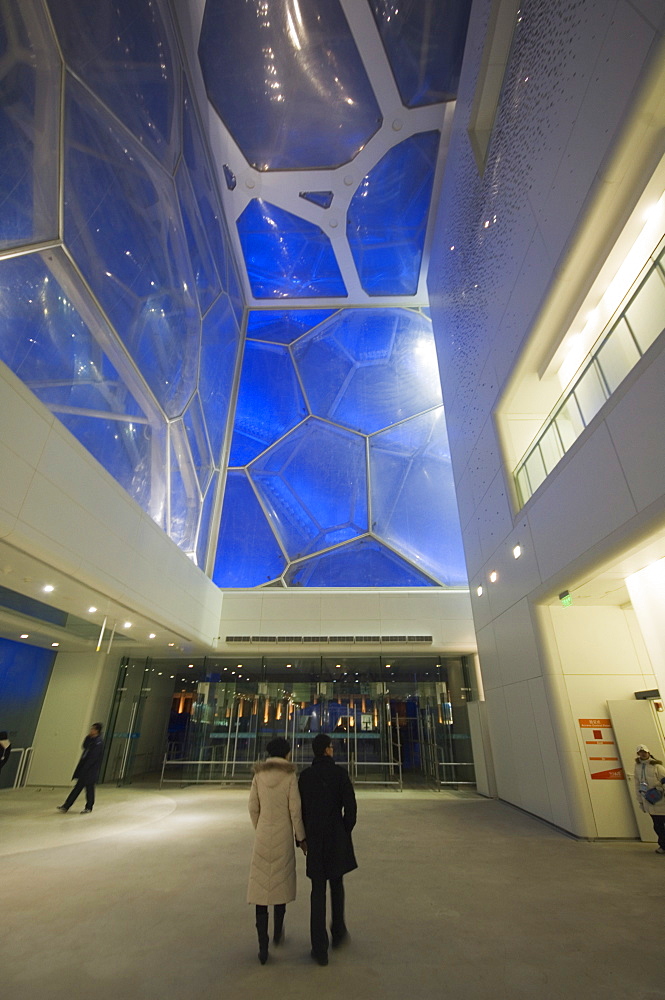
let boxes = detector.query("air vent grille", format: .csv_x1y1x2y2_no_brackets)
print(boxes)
224,634,433,645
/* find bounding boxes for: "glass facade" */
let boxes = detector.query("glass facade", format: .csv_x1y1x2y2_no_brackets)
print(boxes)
0,0,243,565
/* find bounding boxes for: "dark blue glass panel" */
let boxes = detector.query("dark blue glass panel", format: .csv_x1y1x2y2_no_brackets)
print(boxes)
238,200,347,299
175,162,222,316
247,309,337,345
199,0,381,171
348,131,439,296
293,308,442,433
250,419,367,560
369,0,472,107
58,412,153,511
370,408,467,586
199,292,242,462
0,637,56,783
196,476,218,571
0,1,60,249
184,393,214,493
46,0,179,169
170,425,200,553
0,251,155,508
300,191,334,209
286,538,437,587
182,79,231,295
229,343,307,466
65,79,200,418
213,471,286,587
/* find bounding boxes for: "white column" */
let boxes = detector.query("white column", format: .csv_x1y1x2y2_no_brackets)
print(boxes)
626,557,665,697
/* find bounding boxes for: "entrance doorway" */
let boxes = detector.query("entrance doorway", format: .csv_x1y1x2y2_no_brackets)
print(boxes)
158,655,476,791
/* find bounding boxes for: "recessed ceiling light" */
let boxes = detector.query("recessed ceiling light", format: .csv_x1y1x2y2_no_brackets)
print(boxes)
51,642,59,647
88,606,97,613
149,633,156,639
20,633,29,639
123,622,132,629
489,571,498,583
476,585,483,596
168,642,175,647
513,544,522,559
43,584,54,593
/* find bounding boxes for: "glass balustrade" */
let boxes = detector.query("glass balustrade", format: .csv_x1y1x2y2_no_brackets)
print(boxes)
515,241,665,506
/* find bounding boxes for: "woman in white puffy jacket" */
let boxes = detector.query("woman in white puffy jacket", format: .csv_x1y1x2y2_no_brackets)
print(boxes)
633,744,665,854
247,736,306,964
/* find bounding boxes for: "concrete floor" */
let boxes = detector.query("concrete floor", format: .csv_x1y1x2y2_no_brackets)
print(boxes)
1,783,664,1000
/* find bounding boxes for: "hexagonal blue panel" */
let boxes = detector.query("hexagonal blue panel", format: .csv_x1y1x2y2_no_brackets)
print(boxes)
369,0,472,107
238,200,347,299
293,309,442,433
370,408,467,586
0,249,153,510
182,78,232,297
229,342,308,466
0,2,60,249
175,162,222,317
46,0,180,170
199,0,381,171
286,537,437,587
250,419,368,560
213,471,286,587
348,132,440,295
184,393,214,494
170,424,201,554
199,292,242,463
196,477,219,572
247,310,337,345
64,78,200,418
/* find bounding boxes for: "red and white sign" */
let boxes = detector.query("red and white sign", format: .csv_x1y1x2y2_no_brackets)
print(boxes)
578,718,624,780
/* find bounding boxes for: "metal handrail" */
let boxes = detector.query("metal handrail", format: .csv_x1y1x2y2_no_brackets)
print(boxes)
6,746,34,789
436,755,476,786
159,755,253,787
352,757,403,791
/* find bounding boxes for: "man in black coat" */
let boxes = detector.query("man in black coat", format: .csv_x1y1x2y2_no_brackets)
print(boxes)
57,723,105,814
298,732,357,965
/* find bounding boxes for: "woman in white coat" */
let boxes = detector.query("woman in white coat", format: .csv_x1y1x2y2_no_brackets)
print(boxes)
633,744,665,854
248,737,306,963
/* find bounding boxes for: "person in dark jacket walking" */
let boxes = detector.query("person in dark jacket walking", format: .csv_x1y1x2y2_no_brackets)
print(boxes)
57,723,105,814
298,732,357,965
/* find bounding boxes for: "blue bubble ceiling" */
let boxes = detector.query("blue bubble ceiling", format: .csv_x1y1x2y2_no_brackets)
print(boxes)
0,0,243,567
0,0,472,588
199,0,382,171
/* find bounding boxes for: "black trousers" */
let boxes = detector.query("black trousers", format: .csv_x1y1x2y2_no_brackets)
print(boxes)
309,876,344,956
62,779,95,811
651,813,665,849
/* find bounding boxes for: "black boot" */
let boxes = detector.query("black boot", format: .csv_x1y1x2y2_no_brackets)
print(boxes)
273,904,286,945
256,907,269,964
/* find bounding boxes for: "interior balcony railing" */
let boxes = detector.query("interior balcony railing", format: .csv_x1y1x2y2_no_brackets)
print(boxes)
515,239,665,507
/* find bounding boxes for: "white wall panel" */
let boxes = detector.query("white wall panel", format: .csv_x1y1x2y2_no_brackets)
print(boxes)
527,424,638,581
493,598,543,686
548,605,653,677
606,343,665,512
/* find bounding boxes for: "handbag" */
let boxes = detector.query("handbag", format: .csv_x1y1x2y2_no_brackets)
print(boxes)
643,786,664,805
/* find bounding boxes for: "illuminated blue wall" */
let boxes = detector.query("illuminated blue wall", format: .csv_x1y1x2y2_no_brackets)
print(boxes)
0,0,243,566
0,637,56,786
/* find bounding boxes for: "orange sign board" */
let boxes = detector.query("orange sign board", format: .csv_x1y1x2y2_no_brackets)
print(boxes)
578,719,625,780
